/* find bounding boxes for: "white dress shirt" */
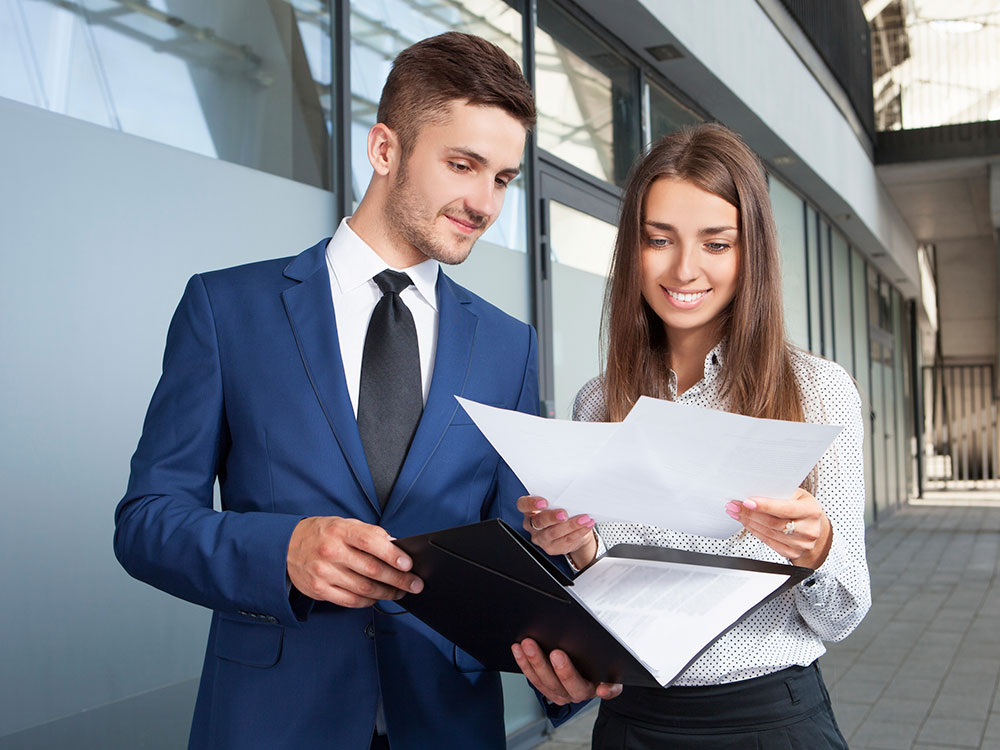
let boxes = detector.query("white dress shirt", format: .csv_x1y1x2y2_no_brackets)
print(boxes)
325,218,439,413
572,341,872,686
325,218,439,735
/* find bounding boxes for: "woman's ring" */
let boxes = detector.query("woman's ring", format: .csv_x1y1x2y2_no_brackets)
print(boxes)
783,520,796,535
529,514,541,531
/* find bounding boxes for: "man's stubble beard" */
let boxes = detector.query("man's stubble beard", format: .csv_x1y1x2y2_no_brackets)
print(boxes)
385,159,483,266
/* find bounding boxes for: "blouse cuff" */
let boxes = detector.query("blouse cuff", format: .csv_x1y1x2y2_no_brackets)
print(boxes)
565,530,607,573
797,527,849,594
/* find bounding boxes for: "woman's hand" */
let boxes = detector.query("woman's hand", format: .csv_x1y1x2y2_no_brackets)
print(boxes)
517,495,598,569
726,488,833,569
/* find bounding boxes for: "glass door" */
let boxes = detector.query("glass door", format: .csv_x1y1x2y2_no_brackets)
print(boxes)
537,163,620,419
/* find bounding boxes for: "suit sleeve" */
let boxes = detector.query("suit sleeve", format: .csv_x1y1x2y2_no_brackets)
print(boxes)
479,324,594,725
114,275,305,627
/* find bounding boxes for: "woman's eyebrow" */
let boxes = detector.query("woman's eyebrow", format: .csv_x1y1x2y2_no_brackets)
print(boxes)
644,221,737,235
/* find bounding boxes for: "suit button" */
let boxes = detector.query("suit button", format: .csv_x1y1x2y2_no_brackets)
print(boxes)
364,623,375,640
265,615,279,624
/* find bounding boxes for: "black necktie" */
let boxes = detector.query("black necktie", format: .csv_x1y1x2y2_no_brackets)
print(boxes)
358,270,423,509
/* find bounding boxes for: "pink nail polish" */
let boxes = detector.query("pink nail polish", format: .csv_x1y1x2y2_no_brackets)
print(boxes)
556,511,567,521
724,502,739,514
743,499,757,511
535,499,547,509
577,515,590,525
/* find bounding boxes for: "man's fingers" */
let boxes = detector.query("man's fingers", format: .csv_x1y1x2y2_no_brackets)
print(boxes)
345,522,414,571
596,682,623,700
319,583,379,609
520,639,571,702
342,547,424,594
549,650,598,703
512,643,568,704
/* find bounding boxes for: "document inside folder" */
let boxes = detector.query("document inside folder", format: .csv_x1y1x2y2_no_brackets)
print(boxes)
396,519,811,688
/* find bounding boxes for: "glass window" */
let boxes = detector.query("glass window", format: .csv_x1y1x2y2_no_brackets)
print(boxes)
535,0,639,186
851,248,874,524
806,206,822,354
831,230,852,372
549,200,618,418
349,1,530,322
819,222,833,359
1,0,334,189
647,81,700,144
769,177,808,350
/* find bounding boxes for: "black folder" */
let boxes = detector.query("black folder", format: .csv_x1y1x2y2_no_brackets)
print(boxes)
396,518,813,687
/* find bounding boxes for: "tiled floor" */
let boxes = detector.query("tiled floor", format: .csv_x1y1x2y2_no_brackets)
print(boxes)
533,493,1000,750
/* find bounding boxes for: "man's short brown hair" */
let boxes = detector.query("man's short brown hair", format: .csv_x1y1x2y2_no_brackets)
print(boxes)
377,32,536,154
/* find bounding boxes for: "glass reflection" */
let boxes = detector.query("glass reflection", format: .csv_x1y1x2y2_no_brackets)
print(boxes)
535,0,637,186
648,82,700,143
349,0,526,262
549,200,617,418
1,0,333,188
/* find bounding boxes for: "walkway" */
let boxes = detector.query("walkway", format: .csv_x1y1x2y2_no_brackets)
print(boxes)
534,493,1000,750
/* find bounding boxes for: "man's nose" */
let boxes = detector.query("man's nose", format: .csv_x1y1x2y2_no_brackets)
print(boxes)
464,176,500,221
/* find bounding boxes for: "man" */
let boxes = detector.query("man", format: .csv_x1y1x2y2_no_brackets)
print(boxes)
115,32,580,749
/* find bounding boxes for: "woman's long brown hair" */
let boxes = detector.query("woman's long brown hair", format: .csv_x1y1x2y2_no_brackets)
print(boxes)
602,123,804,429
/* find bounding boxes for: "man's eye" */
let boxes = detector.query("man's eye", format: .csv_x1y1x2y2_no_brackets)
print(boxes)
495,177,510,188
449,162,470,172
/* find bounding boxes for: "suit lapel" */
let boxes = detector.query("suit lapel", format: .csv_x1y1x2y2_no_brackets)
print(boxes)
281,241,379,513
384,274,478,516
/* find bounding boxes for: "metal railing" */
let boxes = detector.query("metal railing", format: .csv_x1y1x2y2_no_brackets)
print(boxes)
869,6,1000,131
921,364,1000,490
780,0,875,140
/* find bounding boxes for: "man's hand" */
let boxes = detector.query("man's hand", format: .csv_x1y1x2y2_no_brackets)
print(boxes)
511,638,622,705
287,517,424,607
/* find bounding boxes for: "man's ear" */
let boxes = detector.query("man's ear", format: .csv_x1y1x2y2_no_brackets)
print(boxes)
368,123,399,176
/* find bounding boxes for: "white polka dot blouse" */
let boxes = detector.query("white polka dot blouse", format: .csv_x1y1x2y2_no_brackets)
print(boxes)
572,340,872,686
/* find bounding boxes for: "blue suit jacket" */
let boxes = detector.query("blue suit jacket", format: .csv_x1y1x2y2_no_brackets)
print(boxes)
115,239,570,748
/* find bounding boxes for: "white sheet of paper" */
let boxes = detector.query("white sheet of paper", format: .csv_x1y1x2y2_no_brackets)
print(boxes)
569,556,789,685
455,397,619,502
457,395,841,538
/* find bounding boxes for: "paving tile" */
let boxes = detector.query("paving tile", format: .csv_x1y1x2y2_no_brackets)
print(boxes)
881,676,943,702
929,690,994,720
831,700,870,738
850,718,920,749
916,716,986,748
869,696,936,723
984,712,1000,742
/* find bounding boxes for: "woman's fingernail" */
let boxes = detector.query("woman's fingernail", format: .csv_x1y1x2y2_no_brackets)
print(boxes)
725,510,739,520
586,520,596,528
577,515,591,525
556,511,567,521
743,499,757,511
724,502,739,514
535,499,547,509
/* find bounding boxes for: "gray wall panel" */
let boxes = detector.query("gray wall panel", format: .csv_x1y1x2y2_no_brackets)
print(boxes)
0,96,335,740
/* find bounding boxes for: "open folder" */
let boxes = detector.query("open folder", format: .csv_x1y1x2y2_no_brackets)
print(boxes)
396,519,812,688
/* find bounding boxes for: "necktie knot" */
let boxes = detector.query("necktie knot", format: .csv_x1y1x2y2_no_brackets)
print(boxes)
373,269,413,296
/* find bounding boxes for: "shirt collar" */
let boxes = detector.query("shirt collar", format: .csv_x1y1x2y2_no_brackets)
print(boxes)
326,217,440,309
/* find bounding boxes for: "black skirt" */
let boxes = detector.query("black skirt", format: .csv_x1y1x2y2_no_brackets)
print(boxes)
592,662,849,750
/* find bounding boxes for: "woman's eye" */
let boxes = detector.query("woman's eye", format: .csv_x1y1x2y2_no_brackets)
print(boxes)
647,237,669,248
706,242,731,253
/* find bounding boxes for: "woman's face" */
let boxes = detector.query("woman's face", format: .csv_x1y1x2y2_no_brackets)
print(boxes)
639,177,740,342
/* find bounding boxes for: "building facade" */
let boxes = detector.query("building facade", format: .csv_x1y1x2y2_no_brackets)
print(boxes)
0,0,928,746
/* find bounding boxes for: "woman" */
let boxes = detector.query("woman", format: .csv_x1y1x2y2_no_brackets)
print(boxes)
512,124,870,748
